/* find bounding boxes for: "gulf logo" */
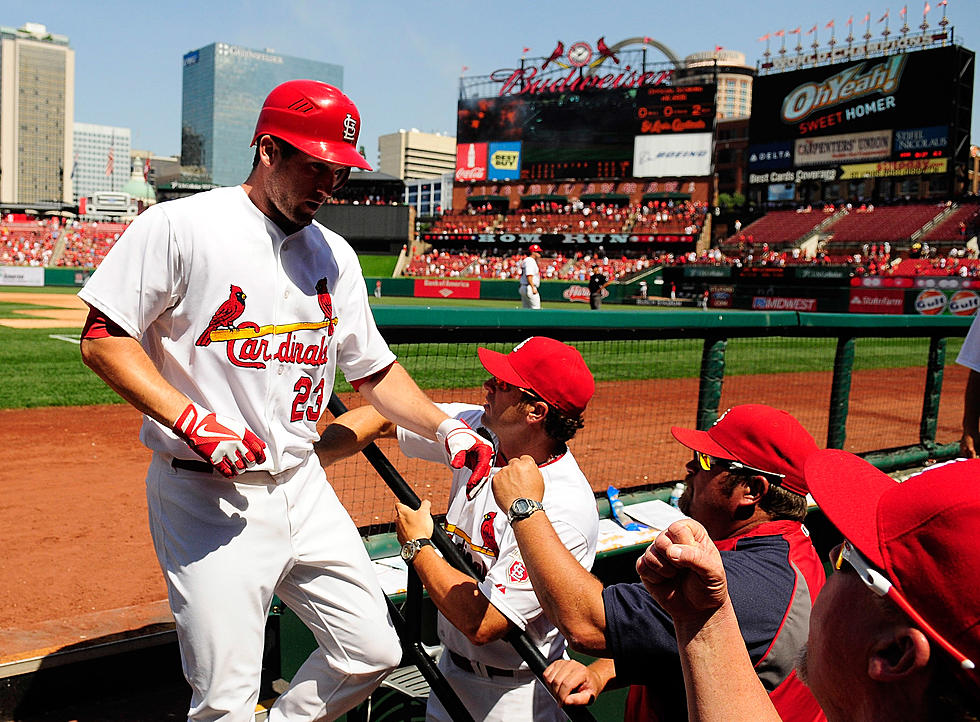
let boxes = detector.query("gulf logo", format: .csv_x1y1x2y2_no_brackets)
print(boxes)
949,290,980,316
914,289,947,315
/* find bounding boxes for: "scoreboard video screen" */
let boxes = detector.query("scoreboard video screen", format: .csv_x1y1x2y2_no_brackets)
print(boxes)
456,84,715,181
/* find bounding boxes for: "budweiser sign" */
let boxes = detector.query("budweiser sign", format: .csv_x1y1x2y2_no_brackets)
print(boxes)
489,38,674,97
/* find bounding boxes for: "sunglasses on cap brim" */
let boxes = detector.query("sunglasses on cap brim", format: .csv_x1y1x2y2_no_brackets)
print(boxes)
696,450,786,484
831,539,975,671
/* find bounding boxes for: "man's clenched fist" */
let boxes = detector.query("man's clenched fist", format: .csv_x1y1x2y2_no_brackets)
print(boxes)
173,402,267,478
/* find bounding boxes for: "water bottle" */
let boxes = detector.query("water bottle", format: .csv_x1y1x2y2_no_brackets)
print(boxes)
669,482,686,508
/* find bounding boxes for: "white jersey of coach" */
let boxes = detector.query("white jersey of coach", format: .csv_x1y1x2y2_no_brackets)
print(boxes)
519,256,539,288
78,186,395,471
398,403,599,670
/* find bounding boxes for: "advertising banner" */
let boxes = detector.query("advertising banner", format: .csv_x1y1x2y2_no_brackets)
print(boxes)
839,157,947,179
794,130,892,166
633,132,712,177
894,126,948,155
751,296,817,311
455,143,488,182
912,288,980,316
414,279,481,299
749,47,958,149
848,288,905,314
0,266,44,286
487,142,522,180
748,141,793,170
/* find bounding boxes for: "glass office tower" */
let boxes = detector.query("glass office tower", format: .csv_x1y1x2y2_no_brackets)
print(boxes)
181,43,343,186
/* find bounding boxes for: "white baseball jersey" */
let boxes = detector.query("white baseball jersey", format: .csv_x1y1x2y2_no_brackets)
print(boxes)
958,311,980,372
519,256,540,289
79,186,395,472
398,403,599,670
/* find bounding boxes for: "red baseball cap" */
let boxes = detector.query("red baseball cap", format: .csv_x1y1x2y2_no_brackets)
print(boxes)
670,404,818,496
529,244,543,253
806,452,980,688
477,337,594,417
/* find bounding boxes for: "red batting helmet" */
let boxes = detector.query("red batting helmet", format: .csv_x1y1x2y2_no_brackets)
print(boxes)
251,80,372,170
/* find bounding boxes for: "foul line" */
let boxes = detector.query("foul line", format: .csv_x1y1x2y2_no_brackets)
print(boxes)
49,334,80,345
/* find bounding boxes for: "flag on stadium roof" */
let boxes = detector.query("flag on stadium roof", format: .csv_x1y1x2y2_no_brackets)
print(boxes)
105,148,114,177
826,19,835,28
878,9,889,21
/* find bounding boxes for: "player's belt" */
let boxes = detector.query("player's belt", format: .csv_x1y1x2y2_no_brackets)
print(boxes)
171,458,216,474
447,649,526,679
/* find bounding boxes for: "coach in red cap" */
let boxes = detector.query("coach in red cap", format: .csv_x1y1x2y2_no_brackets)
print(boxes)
635,452,980,722
492,403,826,722
318,337,599,721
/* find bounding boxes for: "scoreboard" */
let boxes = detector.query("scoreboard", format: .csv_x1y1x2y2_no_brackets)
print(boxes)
456,84,716,182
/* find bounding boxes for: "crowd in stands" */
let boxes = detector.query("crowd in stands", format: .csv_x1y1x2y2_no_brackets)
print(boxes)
0,214,131,268
0,217,58,266
429,199,710,237
403,248,656,282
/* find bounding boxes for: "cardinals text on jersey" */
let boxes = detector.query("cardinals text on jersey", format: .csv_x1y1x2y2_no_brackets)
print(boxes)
196,277,339,370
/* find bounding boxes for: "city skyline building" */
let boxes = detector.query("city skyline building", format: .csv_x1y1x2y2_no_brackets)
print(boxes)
378,129,457,181
0,22,74,206
181,42,343,186
72,122,131,204
682,49,755,120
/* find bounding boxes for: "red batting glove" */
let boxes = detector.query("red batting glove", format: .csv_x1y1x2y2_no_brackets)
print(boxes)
437,418,493,499
173,402,267,478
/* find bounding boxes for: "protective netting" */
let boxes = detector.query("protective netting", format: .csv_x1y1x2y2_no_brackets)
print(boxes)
325,335,967,531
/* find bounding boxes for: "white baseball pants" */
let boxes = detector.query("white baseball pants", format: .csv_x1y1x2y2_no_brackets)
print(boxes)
145,453,401,721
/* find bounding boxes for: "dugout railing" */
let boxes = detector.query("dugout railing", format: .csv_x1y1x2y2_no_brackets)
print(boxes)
274,308,973,719
327,308,973,535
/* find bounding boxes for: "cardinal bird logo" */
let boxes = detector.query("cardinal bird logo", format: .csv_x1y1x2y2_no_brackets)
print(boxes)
596,37,620,64
196,285,246,346
315,277,338,336
542,41,564,69
480,511,499,557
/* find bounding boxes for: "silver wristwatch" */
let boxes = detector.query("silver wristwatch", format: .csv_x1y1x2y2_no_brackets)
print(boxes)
400,538,433,563
508,498,545,523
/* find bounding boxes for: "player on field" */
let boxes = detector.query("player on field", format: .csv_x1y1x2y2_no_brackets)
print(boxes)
78,80,493,721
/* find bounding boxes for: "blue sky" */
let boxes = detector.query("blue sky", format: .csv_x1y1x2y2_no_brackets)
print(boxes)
11,0,978,167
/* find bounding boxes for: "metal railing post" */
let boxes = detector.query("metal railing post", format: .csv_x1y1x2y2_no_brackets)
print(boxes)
920,336,947,449
827,336,856,449
697,337,727,430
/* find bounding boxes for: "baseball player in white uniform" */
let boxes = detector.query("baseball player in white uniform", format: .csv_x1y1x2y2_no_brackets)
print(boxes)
318,337,599,721
78,81,493,722
519,244,542,309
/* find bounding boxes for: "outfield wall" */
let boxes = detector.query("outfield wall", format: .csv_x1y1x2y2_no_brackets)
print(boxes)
5,264,978,317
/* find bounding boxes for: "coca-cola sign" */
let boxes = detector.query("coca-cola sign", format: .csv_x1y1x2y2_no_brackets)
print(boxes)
456,143,487,182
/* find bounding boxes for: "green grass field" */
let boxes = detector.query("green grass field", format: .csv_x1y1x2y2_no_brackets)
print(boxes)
0,313,963,409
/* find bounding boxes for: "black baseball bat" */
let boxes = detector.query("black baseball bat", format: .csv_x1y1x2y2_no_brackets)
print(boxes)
326,393,598,722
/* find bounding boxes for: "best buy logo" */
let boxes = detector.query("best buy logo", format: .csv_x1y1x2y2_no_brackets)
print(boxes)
491,151,520,170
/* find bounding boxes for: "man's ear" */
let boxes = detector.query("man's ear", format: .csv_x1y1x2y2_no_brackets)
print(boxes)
868,626,932,682
737,475,769,506
257,135,277,167
525,400,549,425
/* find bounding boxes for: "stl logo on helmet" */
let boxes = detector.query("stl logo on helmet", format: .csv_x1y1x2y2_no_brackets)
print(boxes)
342,113,357,142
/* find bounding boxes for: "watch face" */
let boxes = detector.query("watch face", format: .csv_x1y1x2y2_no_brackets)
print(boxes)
512,498,530,516
400,541,417,562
